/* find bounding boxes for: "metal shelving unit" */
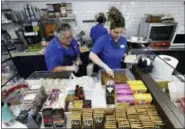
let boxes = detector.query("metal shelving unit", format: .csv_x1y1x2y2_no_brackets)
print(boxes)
1,40,20,87
42,16,75,21
41,15,77,26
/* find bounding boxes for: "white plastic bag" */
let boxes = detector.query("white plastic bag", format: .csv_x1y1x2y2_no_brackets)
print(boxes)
66,74,95,91
168,82,185,102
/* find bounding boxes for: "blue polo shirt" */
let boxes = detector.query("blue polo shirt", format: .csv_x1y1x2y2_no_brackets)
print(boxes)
90,24,108,43
91,34,128,69
45,37,80,71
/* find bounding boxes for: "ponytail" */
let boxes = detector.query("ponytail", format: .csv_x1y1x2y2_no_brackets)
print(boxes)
107,7,125,29
95,12,106,24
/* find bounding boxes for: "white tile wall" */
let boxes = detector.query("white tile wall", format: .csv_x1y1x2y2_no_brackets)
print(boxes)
2,1,184,38
119,1,184,35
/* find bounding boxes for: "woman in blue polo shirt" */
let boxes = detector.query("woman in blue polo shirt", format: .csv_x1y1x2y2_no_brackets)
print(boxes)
45,23,81,72
90,13,108,43
89,11,127,77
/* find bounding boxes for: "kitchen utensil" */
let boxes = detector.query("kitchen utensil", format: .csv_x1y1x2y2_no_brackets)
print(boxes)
10,11,18,22
36,8,41,20
2,9,12,21
24,6,30,21
2,29,12,45
47,4,54,11
15,29,25,40
13,39,27,52
127,36,150,49
32,6,38,20
30,4,36,20
16,10,25,21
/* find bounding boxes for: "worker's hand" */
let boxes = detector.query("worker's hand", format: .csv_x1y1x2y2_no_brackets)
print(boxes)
66,65,78,73
104,65,114,78
74,57,82,66
75,57,82,66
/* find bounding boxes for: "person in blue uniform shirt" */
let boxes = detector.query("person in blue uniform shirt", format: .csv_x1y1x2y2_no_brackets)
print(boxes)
89,14,127,77
45,23,81,72
90,12,108,43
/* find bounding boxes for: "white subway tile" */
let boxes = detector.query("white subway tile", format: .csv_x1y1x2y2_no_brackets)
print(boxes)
2,1,184,37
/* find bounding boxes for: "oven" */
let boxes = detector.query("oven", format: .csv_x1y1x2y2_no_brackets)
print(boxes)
138,22,177,43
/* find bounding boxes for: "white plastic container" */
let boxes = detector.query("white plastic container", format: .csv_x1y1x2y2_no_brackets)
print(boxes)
168,82,185,102
86,63,94,77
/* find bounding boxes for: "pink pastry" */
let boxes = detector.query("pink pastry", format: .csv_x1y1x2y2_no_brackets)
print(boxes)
116,89,133,95
117,95,135,104
115,84,130,90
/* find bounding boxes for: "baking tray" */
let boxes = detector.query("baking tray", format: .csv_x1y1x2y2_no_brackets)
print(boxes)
99,69,135,85
28,71,72,79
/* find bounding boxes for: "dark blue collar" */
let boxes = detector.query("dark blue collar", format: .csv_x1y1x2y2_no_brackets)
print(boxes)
96,23,104,27
108,34,121,43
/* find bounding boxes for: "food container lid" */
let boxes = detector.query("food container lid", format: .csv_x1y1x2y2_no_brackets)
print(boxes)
30,84,42,90
127,80,144,85
129,84,147,90
134,94,152,100
23,93,37,101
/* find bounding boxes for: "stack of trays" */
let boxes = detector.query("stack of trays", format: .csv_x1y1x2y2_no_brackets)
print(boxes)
21,85,46,111
82,109,93,129
124,105,164,128
126,106,142,128
116,105,164,128
22,93,41,110
104,115,117,129
116,107,130,128
28,85,46,95
145,105,164,127
71,108,82,129
93,109,104,129
136,105,154,128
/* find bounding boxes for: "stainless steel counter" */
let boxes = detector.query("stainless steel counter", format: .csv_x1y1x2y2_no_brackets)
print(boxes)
129,46,185,54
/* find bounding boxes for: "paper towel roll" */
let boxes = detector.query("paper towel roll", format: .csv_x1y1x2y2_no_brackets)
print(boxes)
150,55,179,81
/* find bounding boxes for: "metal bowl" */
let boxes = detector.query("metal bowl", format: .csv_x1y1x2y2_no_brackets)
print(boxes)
127,36,149,44
127,36,150,48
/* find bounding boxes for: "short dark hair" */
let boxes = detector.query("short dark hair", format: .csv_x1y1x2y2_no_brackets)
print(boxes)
56,23,71,33
55,23,72,39
96,13,106,23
